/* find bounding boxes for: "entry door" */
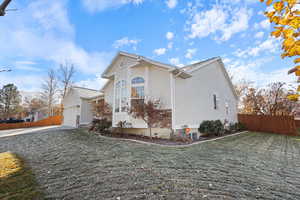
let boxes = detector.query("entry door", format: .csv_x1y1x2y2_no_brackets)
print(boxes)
76,115,80,128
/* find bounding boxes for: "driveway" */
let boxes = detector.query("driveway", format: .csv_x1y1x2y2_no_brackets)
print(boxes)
0,129,300,200
0,126,70,138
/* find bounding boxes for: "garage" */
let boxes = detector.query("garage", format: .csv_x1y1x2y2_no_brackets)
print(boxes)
62,86,102,128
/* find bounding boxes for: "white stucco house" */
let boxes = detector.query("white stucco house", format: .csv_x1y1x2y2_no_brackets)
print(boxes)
62,51,238,138
62,86,102,127
97,51,238,138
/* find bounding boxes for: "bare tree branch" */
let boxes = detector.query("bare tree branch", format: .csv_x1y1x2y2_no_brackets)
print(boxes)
41,69,58,116
59,61,76,98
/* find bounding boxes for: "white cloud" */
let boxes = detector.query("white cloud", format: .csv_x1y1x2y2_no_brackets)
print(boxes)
75,75,107,90
0,0,114,91
81,0,144,13
188,5,227,39
153,48,167,56
220,8,252,41
226,57,295,87
166,32,174,40
15,65,41,72
166,0,178,9
233,37,280,58
113,37,140,49
169,57,183,67
185,48,197,59
254,19,271,30
0,73,43,92
167,42,173,49
248,37,280,56
15,61,36,65
187,4,252,41
254,31,264,39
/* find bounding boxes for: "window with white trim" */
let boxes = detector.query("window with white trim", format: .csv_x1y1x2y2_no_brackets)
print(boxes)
115,81,120,112
131,77,145,105
115,80,127,113
120,80,127,112
131,77,145,99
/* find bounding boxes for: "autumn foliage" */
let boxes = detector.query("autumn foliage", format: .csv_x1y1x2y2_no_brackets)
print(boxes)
260,0,300,100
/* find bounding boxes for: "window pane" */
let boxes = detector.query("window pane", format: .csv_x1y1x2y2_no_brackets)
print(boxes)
131,86,144,98
121,80,127,112
115,81,120,112
213,94,217,110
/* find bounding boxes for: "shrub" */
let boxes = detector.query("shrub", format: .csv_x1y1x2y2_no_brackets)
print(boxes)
198,120,225,137
228,122,246,133
89,118,112,133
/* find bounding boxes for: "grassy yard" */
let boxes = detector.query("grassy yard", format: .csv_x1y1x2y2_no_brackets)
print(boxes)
0,129,300,199
0,152,42,200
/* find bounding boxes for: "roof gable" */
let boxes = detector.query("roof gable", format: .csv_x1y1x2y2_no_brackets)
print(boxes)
63,86,103,101
101,51,178,79
184,58,238,100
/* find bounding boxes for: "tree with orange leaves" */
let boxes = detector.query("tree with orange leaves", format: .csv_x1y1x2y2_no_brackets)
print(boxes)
260,0,300,101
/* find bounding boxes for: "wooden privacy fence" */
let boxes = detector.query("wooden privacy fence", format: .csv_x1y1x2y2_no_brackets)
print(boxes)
238,114,297,136
0,116,62,131
295,120,300,128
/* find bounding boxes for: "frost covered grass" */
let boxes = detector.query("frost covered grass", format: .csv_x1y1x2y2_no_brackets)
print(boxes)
0,129,300,199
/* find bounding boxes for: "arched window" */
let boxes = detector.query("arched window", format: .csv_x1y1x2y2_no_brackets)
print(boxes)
131,77,145,84
131,77,145,99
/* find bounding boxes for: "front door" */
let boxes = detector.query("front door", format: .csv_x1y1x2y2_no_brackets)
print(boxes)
76,115,80,128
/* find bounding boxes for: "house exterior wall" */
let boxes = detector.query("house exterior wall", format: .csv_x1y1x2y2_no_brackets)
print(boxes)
80,99,94,125
109,56,172,130
123,128,172,139
62,89,81,127
174,61,238,130
103,80,114,106
148,66,172,108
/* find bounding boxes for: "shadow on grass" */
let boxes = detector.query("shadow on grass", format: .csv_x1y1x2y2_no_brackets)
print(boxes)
0,153,43,200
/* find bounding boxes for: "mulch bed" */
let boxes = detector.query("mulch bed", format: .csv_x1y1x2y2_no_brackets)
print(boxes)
91,131,239,146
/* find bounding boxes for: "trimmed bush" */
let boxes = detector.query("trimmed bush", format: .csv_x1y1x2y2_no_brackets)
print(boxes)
198,120,225,137
229,122,246,133
90,118,112,133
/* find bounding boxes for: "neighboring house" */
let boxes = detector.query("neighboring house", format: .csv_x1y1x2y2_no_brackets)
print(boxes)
97,51,238,138
62,86,102,127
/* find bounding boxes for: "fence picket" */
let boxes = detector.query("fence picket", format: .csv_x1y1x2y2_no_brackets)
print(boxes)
0,116,62,130
238,114,297,136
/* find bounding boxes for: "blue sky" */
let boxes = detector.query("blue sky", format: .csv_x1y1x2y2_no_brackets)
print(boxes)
0,0,296,92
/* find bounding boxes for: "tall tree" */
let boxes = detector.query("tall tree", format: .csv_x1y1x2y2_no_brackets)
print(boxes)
41,69,58,116
59,62,75,98
241,82,297,115
260,0,300,101
24,97,46,114
0,84,21,118
0,0,12,16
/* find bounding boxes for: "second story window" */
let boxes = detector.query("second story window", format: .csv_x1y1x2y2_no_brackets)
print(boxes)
131,77,145,105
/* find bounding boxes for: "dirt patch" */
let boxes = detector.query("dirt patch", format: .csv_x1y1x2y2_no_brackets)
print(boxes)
0,129,300,199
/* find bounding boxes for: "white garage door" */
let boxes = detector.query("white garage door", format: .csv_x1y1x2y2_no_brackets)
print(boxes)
63,107,78,127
